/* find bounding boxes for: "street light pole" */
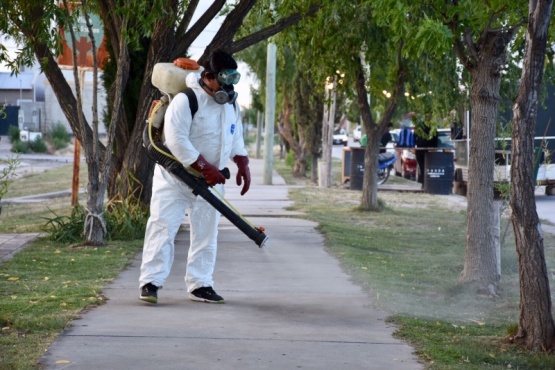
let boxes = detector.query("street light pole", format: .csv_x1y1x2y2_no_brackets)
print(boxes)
263,42,277,185
319,78,336,188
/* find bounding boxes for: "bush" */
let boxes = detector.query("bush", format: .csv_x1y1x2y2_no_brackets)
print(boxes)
29,136,48,153
285,150,295,167
284,150,312,172
42,196,149,243
8,126,20,143
51,137,69,150
47,123,71,150
11,140,30,154
105,195,149,240
43,206,85,243
8,126,48,153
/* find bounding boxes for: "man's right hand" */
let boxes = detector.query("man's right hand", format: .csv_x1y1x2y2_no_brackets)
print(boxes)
190,155,226,186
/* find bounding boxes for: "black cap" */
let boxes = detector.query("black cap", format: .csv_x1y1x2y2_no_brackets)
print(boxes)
204,49,238,73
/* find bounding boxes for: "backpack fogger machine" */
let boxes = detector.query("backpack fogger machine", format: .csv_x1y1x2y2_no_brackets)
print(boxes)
143,59,269,248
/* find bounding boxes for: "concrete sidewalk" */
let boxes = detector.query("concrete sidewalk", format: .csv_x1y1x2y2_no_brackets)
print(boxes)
0,233,43,262
38,158,423,370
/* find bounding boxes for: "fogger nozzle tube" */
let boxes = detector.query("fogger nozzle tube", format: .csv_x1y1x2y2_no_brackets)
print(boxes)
143,126,269,247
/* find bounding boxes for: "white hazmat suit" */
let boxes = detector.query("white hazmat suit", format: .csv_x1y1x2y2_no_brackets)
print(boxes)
139,73,248,292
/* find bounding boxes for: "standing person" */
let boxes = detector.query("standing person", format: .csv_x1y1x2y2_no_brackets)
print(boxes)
380,122,393,153
414,113,438,185
139,49,251,304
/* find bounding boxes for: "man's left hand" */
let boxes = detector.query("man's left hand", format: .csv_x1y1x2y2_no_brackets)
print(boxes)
234,155,250,195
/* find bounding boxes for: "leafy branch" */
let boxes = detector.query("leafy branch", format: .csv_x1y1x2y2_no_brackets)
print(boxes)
0,155,20,201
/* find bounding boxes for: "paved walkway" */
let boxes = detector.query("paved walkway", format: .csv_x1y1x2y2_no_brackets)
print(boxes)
2,137,553,369
0,233,43,262
35,158,423,369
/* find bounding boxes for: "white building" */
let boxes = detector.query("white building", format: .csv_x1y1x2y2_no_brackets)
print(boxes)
0,34,107,136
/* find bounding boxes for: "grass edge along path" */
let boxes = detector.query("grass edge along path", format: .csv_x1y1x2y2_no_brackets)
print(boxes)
275,159,555,370
0,238,143,370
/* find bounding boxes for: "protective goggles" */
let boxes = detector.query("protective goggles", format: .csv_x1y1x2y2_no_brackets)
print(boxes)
217,69,241,85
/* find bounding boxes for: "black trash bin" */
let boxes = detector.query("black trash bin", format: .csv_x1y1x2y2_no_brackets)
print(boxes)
342,147,352,183
349,147,365,190
424,151,454,195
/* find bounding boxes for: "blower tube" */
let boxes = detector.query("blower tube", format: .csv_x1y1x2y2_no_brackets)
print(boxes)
142,126,268,248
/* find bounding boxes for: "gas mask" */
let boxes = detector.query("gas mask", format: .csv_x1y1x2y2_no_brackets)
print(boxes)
201,67,240,105
213,84,238,105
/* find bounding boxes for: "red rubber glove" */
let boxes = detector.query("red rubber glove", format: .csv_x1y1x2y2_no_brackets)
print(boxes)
234,155,251,195
190,155,226,186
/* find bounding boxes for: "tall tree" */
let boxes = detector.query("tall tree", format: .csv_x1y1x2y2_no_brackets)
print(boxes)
376,0,527,294
0,1,319,245
0,1,130,244
274,2,404,207
510,0,555,351
64,1,129,245
97,0,318,203
292,67,323,181
276,1,460,209
444,4,525,295
236,7,324,180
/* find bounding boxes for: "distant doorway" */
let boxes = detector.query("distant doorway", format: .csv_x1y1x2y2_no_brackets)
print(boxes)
0,106,20,135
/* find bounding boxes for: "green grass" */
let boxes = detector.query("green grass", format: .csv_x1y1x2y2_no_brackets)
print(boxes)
391,316,555,369
3,163,88,199
0,164,89,233
0,238,143,369
276,157,555,369
0,158,146,369
2,149,554,369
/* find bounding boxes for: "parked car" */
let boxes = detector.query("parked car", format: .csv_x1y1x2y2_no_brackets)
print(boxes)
358,128,399,152
437,128,454,149
333,128,349,146
393,128,454,180
353,126,362,142
394,147,417,180
386,129,400,154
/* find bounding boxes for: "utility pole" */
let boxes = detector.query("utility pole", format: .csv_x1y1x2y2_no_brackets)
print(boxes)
319,78,336,187
256,111,263,159
263,42,276,185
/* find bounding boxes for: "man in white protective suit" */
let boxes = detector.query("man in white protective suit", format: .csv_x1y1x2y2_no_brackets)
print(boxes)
139,49,251,304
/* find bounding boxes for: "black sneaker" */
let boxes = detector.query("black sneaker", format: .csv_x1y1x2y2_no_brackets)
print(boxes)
189,286,225,304
139,283,158,304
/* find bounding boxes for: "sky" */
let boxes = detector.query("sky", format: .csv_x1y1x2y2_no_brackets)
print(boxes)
0,35,17,72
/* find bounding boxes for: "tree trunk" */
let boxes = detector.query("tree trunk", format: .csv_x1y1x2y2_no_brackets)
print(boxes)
292,68,322,181
510,0,554,351
493,200,501,277
276,92,307,178
84,158,107,246
108,7,178,202
361,135,380,209
311,154,318,183
353,45,404,210
459,30,514,295
353,58,377,209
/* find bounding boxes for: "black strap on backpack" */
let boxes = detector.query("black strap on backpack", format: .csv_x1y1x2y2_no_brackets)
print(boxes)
183,88,198,118
181,87,237,119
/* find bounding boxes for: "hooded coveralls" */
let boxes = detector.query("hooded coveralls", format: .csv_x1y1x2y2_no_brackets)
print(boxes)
139,73,248,292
